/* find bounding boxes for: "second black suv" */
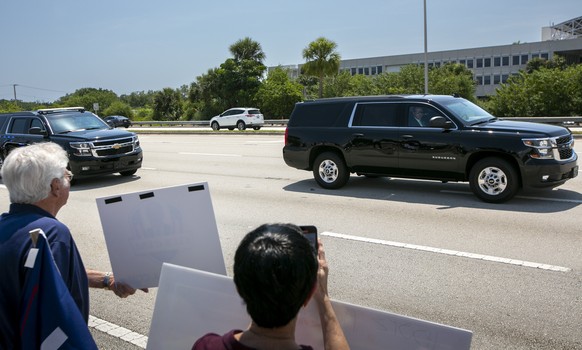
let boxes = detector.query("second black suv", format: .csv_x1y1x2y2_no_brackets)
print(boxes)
283,95,578,203
0,107,142,179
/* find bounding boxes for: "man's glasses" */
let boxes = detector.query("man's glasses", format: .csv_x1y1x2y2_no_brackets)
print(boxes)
64,170,74,182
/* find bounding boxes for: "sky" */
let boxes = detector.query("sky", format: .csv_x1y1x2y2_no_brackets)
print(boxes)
1,0,580,102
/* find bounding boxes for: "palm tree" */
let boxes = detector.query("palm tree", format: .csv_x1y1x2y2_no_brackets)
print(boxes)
229,37,266,64
302,37,341,98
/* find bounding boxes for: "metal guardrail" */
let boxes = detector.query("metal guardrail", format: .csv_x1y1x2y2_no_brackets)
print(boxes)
132,117,582,127
132,119,288,127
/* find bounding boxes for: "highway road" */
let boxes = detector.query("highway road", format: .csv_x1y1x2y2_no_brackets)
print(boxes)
1,134,580,349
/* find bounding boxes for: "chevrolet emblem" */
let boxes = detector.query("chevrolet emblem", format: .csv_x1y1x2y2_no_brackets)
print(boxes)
112,144,121,149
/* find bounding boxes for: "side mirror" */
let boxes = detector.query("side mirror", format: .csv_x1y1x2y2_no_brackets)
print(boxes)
28,127,48,136
429,116,453,129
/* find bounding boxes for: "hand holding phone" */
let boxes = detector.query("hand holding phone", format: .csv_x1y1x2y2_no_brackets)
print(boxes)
299,225,318,252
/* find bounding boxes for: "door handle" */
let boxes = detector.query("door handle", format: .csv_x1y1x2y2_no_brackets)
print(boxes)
401,134,414,139
352,133,364,138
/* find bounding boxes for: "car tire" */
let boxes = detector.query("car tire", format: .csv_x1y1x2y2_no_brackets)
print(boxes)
237,121,246,130
211,122,220,131
119,169,137,176
313,152,350,189
253,126,261,130
469,157,519,203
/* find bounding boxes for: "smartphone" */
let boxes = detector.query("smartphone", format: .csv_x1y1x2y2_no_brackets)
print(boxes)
299,225,318,252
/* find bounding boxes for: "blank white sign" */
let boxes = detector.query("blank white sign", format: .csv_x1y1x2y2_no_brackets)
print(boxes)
147,263,472,350
96,182,226,289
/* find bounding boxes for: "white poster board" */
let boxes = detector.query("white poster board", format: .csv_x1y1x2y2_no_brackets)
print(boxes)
96,182,226,289
147,263,472,350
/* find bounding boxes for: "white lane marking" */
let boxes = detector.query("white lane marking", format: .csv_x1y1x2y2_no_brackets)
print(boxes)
140,167,157,170
178,152,241,157
0,184,6,189
441,190,582,204
321,231,571,272
89,315,147,348
245,140,283,144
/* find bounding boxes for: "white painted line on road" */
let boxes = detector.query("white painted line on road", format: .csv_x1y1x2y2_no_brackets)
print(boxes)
89,315,147,348
0,184,5,189
321,231,571,272
245,140,283,144
178,152,241,157
441,190,582,204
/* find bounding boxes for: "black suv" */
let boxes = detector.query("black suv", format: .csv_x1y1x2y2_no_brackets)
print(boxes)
283,95,578,203
0,107,142,179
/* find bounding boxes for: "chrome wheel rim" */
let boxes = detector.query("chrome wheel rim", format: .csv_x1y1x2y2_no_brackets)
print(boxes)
318,160,338,183
477,166,507,195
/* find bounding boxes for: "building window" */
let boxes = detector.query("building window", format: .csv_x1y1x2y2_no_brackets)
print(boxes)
502,56,509,66
358,67,364,74
377,66,383,74
532,53,539,59
459,59,466,66
351,68,357,75
502,74,509,83
512,55,520,65
493,75,501,84
484,75,491,85
541,53,549,60
466,59,474,68
476,76,483,85
476,58,483,68
521,54,529,65
484,58,491,67
364,67,369,75
494,57,501,67
371,66,377,75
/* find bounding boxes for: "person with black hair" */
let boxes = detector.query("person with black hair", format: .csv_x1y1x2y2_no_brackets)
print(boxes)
193,223,349,350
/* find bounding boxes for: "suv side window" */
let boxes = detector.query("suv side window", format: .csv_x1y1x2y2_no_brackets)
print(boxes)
406,104,440,127
30,118,45,131
8,118,29,134
351,103,400,127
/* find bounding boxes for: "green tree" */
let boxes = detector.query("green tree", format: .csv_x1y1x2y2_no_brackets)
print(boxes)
55,88,118,114
255,67,303,118
120,90,155,108
302,37,341,98
429,63,475,100
229,37,266,64
102,101,134,119
490,65,582,117
153,88,183,120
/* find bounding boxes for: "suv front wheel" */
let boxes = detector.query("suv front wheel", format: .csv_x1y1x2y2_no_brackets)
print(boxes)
469,157,519,203
237,121,246,130
313,152,349,189
211,122,220,131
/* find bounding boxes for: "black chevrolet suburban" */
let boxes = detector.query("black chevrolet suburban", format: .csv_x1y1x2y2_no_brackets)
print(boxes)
283,95,578,203
0,107,142,179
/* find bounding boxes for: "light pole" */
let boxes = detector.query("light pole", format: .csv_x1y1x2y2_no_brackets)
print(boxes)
423,0,429,94
13,84,18,101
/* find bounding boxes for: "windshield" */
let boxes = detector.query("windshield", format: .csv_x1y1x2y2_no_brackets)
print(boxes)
48,113,109,134
440,99,495,125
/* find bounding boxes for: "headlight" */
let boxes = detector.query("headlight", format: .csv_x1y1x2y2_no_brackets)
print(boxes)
70,142,92,156
522,138,555,159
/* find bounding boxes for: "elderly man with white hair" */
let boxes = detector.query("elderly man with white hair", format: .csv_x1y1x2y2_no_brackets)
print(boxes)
0,142,147,349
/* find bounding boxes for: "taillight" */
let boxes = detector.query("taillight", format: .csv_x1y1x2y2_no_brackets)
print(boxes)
284,127,289,145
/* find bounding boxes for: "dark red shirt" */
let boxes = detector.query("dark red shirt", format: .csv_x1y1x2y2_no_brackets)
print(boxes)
193,329,314,350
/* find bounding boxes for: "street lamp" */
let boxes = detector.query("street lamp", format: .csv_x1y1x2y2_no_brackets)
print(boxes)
423,0,428,94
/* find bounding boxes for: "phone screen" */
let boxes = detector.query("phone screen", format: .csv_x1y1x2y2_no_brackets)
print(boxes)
299,225,318,252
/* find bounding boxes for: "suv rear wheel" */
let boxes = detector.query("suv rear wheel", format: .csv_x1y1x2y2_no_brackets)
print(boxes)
469,157,519,203
313,152,349,189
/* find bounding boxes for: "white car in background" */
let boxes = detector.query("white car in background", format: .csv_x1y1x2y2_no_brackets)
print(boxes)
210,107,264,131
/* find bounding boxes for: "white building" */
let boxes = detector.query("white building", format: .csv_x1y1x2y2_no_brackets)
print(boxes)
270,16,582,98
